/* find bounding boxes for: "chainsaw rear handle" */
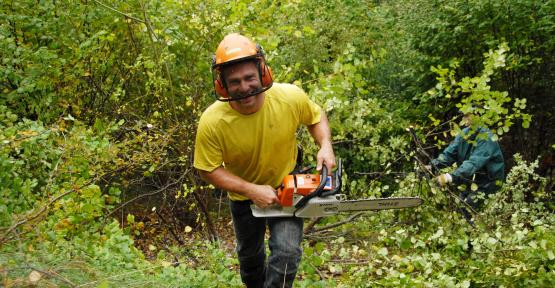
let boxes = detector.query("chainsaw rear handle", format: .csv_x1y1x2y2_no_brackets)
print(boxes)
293,165,328,209
320,159,342,197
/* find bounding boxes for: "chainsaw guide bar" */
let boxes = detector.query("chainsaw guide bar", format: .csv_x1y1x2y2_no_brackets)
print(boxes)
252,195,423,218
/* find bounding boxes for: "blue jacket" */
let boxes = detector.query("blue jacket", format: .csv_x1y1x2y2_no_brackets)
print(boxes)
431,127,505,194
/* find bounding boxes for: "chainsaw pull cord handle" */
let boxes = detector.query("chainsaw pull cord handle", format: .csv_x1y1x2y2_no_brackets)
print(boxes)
294,165,328,209
320,159,341,197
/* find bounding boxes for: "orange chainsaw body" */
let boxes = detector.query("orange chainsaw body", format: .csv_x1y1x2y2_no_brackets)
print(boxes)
277,174,332,207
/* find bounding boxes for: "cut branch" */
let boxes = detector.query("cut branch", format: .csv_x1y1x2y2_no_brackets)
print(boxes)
305,212,365,235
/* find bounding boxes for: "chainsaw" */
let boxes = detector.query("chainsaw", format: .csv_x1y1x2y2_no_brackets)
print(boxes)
251,160,423,218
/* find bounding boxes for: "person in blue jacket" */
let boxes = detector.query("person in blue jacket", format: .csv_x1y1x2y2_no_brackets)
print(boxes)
429,113,505,209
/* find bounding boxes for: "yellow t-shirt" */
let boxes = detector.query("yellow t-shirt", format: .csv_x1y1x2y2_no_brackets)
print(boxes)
194,83,322,201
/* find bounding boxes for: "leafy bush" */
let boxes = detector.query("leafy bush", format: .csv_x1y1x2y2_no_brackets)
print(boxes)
298,155,554,287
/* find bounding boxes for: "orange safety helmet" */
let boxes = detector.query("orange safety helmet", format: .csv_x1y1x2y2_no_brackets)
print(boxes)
211,33,273,101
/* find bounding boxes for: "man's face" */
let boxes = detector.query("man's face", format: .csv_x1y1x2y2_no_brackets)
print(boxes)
222,61,264,114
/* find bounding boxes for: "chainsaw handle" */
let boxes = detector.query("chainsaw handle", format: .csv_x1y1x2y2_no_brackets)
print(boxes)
294,166,328,209
320,159,342,197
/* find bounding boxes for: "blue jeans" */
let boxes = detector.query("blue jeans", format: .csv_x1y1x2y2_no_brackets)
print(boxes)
229,200,303,288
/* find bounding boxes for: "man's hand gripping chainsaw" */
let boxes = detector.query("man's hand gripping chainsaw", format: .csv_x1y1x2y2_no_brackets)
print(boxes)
251,160,423,218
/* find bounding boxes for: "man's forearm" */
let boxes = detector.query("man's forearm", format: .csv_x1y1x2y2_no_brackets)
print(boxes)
198,167,280,207
307,111,336,171
198,167,257,199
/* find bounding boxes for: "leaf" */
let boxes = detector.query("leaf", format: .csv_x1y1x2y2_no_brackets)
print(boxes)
161,261,172,268
313,256,323,266
127,214,135,224
328,264,337,273
377,247,388,257
487,237,498,245
470,183,478,191
28,270,42,283
461,280,471,288
315,242,325,253
400,239,411,250
63,114,75,121
304,246,314,256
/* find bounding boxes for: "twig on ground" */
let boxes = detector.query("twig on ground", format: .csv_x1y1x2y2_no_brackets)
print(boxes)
306,212,365,234
304,217,322,234
309,263,327,281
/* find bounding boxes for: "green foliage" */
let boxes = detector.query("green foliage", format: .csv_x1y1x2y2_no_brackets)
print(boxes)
0,105,236,286
294,43,411,197
1,0,554,286
0,104,142,284
426,43,531,142
374,0,555,157
298,156,554,287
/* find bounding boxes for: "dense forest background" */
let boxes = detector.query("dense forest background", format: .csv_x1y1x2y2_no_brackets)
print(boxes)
1,0,554,286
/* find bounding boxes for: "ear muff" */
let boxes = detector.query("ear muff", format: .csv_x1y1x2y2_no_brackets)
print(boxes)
255,44,273,88
214,77,229,98
212,54,229,99
260,60,273,87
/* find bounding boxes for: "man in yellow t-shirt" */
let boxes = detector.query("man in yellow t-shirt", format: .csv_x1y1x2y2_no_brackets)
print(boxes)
194,33,335,288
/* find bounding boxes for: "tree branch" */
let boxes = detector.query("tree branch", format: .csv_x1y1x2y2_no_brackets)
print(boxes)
105,171,187,219
92,0,145,23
